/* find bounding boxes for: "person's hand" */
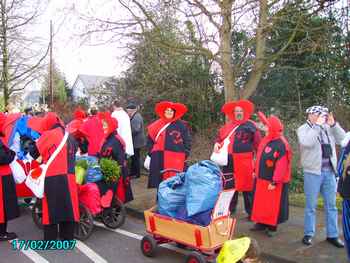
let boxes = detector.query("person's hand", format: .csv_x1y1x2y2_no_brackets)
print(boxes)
268,183,276,190
327,112,335,126
213,143,221,153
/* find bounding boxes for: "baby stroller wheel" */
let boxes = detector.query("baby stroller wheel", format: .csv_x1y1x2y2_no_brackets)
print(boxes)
32,199,43,229
186,251,206,263
141,235,157,257
102,198,126,229
74,204,94,241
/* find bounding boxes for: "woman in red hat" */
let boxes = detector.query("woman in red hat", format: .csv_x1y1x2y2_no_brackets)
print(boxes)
28,112,79,241
99,113,133,203
146,101,191,189
214,100,261,217
0,113,19,241
250,112,292,237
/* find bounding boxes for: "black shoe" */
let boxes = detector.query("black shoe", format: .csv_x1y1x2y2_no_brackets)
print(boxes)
0,232,17,241
265,229,277,237
250,223,266,231
326,237,344,248
302,235,312,246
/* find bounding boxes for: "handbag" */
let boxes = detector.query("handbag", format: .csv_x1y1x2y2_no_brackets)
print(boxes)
9,157,26,184
25,132,69,198
210,126,238,166
144,123,170,170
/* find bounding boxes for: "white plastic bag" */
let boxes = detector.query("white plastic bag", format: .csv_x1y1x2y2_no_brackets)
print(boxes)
210,139,230,166
144,155,151,170
210,126,238,167
9,158,26,184
25,164,47,198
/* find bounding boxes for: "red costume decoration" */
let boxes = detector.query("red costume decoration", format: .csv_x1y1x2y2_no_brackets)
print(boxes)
80,113,105,156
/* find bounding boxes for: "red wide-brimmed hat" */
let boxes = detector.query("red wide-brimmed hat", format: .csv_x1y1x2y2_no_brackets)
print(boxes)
155,101,187,121
28,112,63,134
221,99,254,122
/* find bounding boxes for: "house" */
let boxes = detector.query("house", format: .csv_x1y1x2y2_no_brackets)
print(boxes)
23,90,41,106
71,74,115,106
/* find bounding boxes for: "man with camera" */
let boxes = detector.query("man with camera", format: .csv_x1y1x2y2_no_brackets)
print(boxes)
297,106,345,248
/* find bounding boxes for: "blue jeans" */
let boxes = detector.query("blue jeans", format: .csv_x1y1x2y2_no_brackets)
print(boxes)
304,171,338,238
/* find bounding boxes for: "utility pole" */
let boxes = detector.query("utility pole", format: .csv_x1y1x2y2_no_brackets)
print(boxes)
49,20,53,108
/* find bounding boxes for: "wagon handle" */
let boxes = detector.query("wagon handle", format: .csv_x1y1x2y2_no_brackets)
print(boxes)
214,220,230,236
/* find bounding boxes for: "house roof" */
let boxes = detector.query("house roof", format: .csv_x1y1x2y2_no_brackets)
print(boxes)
73,74,113,91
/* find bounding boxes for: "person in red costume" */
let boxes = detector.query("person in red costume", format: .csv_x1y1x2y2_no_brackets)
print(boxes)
250,112,292,237
214,100,261,217
28,112,79,241
80,107,105,156
0,113,19,241
146,101,191,189
67,108,88,154
99,113,133,203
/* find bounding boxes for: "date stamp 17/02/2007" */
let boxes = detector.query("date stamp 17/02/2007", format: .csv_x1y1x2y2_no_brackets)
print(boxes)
11,240,76,251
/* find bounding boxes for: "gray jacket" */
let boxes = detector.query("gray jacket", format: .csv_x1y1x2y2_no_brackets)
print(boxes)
130,112,146,148
297,122,345,175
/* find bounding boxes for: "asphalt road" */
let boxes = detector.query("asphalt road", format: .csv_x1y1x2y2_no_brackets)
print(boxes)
0,205,280,263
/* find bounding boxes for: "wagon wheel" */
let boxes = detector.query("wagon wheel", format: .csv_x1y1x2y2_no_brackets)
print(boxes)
186,251,207,263
74,204,94,241
32,199,43,229
141,235,157,257
101,198,126,229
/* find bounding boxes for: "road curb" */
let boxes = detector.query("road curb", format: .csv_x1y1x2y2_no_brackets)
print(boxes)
125,206,297,263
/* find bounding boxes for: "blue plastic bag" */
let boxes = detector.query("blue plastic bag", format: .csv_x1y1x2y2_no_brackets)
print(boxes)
158,173,186,217
77,156,103,183
175,206,212,227
185,160,222,217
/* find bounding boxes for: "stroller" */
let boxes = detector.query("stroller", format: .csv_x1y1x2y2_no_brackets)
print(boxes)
32,172,127,241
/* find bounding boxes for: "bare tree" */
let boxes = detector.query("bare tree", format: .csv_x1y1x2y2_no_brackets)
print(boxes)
0,0,49,106
74,0,339,102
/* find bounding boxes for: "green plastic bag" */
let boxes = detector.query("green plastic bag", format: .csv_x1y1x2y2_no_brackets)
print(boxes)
75,166,86,185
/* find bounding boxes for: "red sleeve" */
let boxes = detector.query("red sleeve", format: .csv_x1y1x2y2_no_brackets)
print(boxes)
272,155,288,183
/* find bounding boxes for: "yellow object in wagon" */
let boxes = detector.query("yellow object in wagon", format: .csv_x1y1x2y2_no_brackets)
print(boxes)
217,237,251,263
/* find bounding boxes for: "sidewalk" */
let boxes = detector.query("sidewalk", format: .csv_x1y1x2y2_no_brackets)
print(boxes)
126,175,349,263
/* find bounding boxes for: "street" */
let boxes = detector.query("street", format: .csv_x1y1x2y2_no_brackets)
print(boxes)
0,205,280,263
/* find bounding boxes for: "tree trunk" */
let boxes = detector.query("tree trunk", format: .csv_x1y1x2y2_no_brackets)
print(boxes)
219,0,237,102
0,0,9,107
242,0,268,99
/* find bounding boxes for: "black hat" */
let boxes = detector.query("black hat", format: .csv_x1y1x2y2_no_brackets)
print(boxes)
126,103,137,110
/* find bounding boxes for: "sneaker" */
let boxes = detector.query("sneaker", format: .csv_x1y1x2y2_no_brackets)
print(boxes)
0,232,17,241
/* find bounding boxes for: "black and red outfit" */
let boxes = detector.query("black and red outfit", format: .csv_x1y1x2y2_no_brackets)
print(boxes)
99,113,133,203
147,101,191,189
0,113,19,241
216,100,261,215
251,113,292,234
28,112,80,240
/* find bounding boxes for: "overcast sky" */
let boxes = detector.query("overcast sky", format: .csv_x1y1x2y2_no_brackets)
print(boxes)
36,0,128,86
